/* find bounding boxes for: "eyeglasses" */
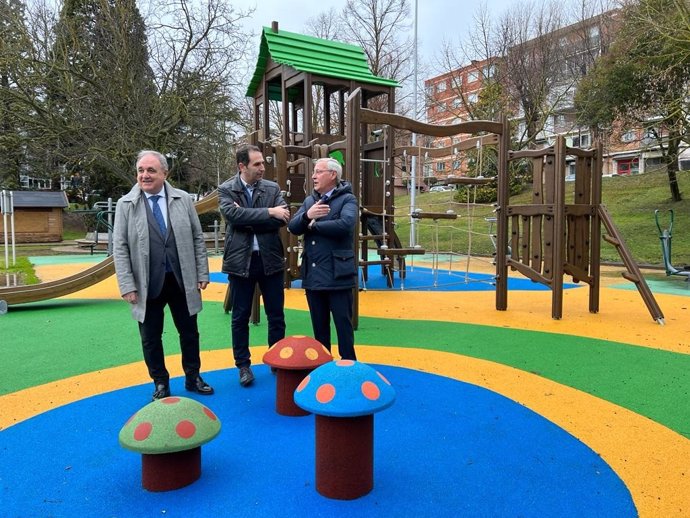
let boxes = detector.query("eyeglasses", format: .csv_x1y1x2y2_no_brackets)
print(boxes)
314,169,333,175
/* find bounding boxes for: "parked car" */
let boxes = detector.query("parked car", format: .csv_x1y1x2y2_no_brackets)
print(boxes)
429,185,454,192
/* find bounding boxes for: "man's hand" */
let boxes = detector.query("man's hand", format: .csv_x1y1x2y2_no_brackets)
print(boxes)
198,281,209,290
269,205,290,222
122,291,138,304
307,199,330,220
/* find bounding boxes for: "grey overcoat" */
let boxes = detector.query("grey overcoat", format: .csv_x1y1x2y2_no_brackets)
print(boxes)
113,181,209,323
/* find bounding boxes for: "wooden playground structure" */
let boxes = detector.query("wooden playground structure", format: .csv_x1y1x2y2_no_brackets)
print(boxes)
0,23,664,324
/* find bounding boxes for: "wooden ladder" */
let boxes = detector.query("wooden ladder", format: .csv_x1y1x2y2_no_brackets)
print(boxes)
599,204,665,324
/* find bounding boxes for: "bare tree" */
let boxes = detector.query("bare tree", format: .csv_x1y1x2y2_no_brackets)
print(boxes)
304,8,346,133
434,4,506,124
140,0,254,189
340,0,414,111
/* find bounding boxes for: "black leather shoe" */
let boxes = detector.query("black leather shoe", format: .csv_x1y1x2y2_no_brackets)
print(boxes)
185,375,214,395
239,366,255,387
152,382,170,400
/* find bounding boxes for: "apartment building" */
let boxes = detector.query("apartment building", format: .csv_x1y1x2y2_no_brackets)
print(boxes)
423,9,668,182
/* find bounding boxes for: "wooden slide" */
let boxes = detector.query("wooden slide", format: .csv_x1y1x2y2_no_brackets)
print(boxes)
0,191,219,308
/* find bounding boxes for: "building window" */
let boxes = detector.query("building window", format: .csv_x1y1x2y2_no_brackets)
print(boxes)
436,161,446,172
436,81,446,93
589,25,600,47
467,70,479,83
467,92,478,104
621,130,636,143
572,133,590,148
19,175,52,190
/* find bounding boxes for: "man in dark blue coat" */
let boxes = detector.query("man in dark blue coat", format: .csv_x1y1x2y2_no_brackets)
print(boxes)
288,157,358,360
219,145,290,386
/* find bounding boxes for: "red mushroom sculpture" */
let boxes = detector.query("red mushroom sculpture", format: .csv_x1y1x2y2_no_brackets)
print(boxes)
294,360,395,499
119,396,221,491
263,335,333,416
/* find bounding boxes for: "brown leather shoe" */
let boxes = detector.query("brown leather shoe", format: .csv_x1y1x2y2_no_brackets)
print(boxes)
239,366,254,387
152,382,170,400
185,375,214,395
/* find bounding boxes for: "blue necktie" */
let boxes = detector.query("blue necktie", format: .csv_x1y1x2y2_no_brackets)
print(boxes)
149,195,167,235
244,186,253,207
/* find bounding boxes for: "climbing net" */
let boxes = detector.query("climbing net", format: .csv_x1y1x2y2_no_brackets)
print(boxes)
387,138,500,289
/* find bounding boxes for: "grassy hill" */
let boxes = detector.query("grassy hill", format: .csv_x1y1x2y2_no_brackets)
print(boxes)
392,168,690,266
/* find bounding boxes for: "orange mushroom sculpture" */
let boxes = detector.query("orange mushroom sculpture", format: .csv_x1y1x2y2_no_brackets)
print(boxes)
119,396,221,491
294,359,395,499
262,335,333,416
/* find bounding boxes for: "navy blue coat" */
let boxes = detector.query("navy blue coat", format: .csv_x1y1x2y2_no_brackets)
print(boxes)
288,182,358,290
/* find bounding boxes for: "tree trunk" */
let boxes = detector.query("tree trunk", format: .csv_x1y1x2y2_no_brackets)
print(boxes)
666,129,682,202
667,167,682,202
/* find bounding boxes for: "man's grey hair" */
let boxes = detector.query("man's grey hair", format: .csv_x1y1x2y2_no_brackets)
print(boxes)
316,157,343,181
136,150,169,172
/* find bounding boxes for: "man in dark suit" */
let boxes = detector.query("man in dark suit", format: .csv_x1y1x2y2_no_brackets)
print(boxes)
288,157,358,360
113,150,214,400
219,145,290,387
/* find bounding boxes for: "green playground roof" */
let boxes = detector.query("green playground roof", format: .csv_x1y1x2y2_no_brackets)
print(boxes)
246,26,399,99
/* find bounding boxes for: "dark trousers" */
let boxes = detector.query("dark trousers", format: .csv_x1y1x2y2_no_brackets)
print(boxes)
138,272,200,384
229,253,286,368
305,288,356,360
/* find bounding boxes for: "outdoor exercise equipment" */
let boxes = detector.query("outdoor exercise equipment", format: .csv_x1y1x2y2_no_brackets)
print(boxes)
655,209,690,283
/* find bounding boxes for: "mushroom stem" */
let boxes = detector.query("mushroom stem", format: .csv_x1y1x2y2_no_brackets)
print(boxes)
141,447,201,492
315,414,373,499
276,369,311,416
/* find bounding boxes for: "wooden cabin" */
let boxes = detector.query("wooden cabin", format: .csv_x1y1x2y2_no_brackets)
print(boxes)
0,191,68,243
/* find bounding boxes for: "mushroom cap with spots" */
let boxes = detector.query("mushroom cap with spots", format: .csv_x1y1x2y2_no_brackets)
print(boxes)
293,360,395,417
262,335,332,370
119,397,221,454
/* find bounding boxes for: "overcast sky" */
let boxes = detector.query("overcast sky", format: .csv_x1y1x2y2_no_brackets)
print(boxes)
232,0,517,75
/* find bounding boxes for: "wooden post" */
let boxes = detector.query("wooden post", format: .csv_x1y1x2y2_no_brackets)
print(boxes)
495,115,510,311
347,89,362,330
551,136,566,319
590,141,603,314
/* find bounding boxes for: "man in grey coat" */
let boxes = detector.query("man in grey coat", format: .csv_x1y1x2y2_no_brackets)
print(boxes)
113,150,214,400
